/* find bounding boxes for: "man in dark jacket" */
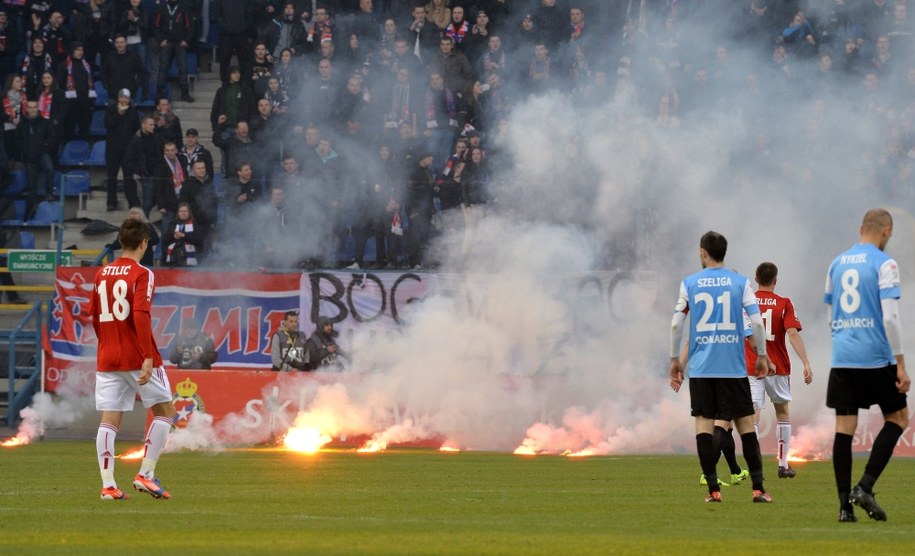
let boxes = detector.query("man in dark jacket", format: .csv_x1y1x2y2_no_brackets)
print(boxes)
180,158,218,246
21,36,54,98
305,316,345,371
101,34,147,99
212,0,255,85
260,2,306,59
404,152,434,269
153,0,194,102
125,115,165,216
152,141,188,234
104,88,140,211
15,101,54,219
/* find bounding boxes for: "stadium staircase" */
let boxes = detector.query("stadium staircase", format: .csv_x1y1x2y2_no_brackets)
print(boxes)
1,55,222,427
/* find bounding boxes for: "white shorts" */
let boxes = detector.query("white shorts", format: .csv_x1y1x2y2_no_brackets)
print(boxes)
750,374,792,410
95,367,173,412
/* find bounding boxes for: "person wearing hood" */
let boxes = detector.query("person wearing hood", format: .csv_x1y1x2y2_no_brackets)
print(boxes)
169,317,217,369
306,317,345,371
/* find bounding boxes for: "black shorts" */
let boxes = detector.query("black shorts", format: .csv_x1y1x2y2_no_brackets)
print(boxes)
689,377,754,421
826,365,908,416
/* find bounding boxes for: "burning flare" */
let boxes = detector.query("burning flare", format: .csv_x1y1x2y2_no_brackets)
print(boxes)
1,432,30,447
117,446,145,460
284,428,332,454
565,448,595,458
356,439,387,453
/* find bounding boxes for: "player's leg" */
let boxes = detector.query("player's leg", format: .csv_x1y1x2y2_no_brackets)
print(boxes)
774,402,795,477
851,366,907,520
714,420,743,483
133,367,177,499
690,379,722,500
827,368,859,521
95,372,133,500
730,379,770,501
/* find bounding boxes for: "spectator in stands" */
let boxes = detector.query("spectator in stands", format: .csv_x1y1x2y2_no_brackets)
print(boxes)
182,158,217,249
388,35,423,83
125,115,164,216
460,145,487,255
35,70,64,145
0,10,23,87
272,153,305,196
214,119,256,180
116,0,150,71
169,317,217,369
351,0,378,43
56,41,94,141
527,42,553,93
303,57,337,124
250,40,273,96
435,36,473,94
153,0,194,102
227,160,260,216
210,64,255,141
3,74,28,156
162,201,200,266
154,97,183,148
306,5,335,55
41,11,72,66
154,141,188,235
534,0,565,51
424,71,458,167
464,8,491,63
870,35,896,76
212,0,254,85
104,88,140,211
781,11,818,59
78,0,115,68
15,100,54,219
106,206,160,267
272,47,305,98
21,36,53,98
425,0,450,32
101,34,146,100
180,128,214,179
404,151,434,269
409,4,440,63
444,5,470,50
261,2,306,60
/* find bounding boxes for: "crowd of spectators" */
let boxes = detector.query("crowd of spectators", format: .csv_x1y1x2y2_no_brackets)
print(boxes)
1,1,914,270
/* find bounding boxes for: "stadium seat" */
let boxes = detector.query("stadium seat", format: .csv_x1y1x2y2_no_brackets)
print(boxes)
61,171,91,196
26,200,62,225
58,140,90,166
86,141,106,166
18,230,35,249
94,81,108,107
2,169,27,195
89,110,106,136
0,198,25,226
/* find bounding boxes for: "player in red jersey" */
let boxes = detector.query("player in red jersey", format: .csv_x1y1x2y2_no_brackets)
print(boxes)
744,262,813,479
90,218,177,500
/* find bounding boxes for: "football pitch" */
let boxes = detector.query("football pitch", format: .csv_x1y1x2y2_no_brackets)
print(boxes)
2,442,914,555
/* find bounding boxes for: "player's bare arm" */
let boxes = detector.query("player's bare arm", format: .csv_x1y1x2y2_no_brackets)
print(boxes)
669,308,687,393
787,327,813,384
896,354,910,393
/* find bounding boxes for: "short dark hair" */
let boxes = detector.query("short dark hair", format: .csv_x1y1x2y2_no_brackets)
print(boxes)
700,231,727,262
118,217,149,250
284,310,298,320
755,262,778,286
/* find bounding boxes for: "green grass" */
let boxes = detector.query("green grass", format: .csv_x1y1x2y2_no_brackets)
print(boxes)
2,442,915,555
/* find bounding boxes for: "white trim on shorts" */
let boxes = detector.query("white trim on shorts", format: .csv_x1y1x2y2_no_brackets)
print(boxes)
95,366,173,412
750,374,792,410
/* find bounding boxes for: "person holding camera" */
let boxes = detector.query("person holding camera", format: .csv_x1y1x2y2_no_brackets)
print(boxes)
271,311,311,371
306,316,345,371
169,317,217,369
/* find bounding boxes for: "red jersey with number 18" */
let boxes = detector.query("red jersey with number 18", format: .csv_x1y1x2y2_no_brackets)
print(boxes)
744,290,802,377
89,257,163,371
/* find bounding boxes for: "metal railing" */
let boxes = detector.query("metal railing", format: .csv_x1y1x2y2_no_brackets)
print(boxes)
4,300,43,427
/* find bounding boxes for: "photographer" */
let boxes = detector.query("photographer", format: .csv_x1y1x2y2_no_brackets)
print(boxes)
305,316,345,371
169,318,217,369
271,310,311,371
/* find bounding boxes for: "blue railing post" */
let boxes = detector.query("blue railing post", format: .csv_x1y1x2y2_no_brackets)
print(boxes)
6,300,42,427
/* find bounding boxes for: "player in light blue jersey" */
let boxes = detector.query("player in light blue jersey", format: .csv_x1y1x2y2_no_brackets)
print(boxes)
669,231,773,503
824,208,911,523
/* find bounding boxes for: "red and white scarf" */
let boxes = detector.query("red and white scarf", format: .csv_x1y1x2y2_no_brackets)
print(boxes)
65,56,93,92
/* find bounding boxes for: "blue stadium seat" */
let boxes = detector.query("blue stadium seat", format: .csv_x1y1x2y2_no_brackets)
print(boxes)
62,171,91,195
0,200,25,225
86,141,106,166
18,230,36,249
137,83,171,108
26,201,62,225
58,140,90,166
94,81,108,107
89,110,106,136
3,169,27,195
